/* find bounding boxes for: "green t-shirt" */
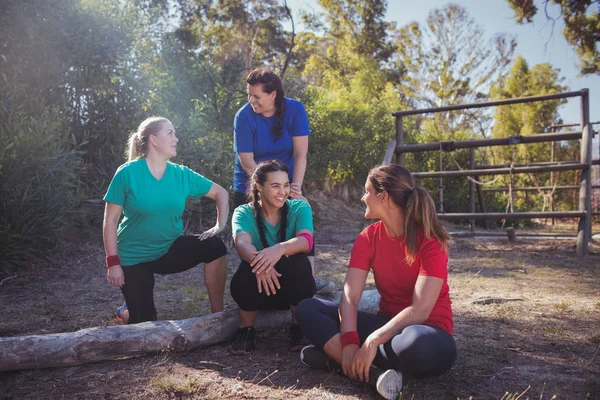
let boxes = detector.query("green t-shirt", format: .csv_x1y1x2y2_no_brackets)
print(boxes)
232,199,314,251
104,158,213,266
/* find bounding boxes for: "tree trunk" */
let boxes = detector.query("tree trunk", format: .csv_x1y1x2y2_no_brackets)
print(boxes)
0,291,380,372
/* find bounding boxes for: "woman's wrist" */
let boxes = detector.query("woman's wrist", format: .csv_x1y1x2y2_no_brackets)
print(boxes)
365,332,383,348
106,255,120,268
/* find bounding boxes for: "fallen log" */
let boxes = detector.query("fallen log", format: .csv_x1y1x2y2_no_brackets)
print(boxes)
0,290,381,372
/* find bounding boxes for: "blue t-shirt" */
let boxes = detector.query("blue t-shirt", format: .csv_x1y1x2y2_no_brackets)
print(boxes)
233,97,310,193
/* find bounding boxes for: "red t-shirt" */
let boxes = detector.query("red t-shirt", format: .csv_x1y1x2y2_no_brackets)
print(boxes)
349,221,453,334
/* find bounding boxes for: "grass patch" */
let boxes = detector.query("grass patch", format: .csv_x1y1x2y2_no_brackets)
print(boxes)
588,333,600,344
152,374,204,395
543,325,566,335
553,300,572,315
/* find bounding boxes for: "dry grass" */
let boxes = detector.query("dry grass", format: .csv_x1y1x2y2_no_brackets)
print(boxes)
1,193,599,399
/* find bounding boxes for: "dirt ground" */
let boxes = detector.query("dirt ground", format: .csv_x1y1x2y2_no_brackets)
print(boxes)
1,193,599,400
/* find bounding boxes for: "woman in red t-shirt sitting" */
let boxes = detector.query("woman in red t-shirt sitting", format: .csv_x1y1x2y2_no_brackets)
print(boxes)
296,164,456,400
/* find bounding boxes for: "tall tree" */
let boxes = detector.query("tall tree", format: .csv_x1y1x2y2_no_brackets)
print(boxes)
506,0,600,74
394,4,516,112
489,55,569,212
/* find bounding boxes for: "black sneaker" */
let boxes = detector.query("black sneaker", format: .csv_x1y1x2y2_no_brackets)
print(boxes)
290,324,310,351
300,345,341,371
230,326,256,355
369,368,403,400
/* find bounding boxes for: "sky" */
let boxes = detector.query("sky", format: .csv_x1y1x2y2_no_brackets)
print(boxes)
285,0,599,140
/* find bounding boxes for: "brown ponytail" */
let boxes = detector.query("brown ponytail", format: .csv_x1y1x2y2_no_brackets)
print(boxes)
368,164,450,264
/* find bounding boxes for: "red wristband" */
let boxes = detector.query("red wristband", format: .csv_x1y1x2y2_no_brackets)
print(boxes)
341,331,360,348
106,255,121,268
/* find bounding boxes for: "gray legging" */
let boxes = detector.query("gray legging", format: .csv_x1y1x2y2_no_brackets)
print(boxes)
295,298,457,378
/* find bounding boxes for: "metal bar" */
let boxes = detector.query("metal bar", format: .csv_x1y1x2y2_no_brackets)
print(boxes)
392,90,584,117
395,131,581,154
549,121,600,129
450,231,579,238
412,163,588,178
437,211,586,221
474,160,580,169
577,89,591,256
482,185,600,192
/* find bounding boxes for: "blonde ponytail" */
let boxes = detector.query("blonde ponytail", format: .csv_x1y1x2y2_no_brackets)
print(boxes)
125,116,169,161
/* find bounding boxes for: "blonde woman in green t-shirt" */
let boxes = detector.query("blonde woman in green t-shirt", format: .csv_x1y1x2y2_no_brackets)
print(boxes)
103,117,229,324
230,160,316,354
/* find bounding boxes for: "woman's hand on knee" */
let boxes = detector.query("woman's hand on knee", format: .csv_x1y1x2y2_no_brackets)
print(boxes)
107,265,125,288
353,337,378,382
251,245,283,275
342,344,360,380
255,269,282,296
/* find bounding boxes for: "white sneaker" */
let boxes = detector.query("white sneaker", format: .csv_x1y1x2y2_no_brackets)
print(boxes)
375,369,403,400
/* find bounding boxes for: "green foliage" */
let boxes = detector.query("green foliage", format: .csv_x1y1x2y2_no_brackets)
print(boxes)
0,82,85,271
506,0,600,75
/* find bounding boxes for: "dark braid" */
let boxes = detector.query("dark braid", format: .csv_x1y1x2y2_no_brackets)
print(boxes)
248,160,290,249
279,201,288,243
252,186,270,249
247,68,285,140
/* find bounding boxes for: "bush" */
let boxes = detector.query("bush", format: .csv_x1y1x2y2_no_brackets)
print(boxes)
0,83,85,271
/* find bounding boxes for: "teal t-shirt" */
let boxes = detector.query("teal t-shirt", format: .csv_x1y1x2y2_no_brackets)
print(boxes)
104,158,213,266
232,199,313,251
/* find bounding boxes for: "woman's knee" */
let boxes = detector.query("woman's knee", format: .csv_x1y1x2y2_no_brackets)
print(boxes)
230,262,262,311
296,298,337,324
387,325,457,377
203,236,227,261
295,298,319,323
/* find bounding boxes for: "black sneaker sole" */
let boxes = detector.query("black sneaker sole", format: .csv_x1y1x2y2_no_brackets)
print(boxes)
300,345,331,370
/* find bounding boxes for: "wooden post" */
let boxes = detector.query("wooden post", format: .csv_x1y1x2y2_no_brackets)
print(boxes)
551,140,556,225
438,147,444,213
577,89,591,257
395,116,404,165
469,148,475,231
506,227,516,242
383,139,396,164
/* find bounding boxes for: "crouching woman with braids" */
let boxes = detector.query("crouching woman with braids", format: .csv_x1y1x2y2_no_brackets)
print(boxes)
229,160,316,354
296,164,456,400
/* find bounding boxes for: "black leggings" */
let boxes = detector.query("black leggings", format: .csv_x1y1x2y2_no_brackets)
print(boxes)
230,253,316,311
234,191,315,257
295,298,457,378
121,235,227,324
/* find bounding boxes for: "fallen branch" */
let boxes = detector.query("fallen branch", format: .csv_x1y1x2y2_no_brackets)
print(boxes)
0,290,380,372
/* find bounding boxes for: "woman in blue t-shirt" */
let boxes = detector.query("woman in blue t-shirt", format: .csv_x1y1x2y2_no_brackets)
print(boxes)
233,68,334,294
103,117,229,324
229,160,316,354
